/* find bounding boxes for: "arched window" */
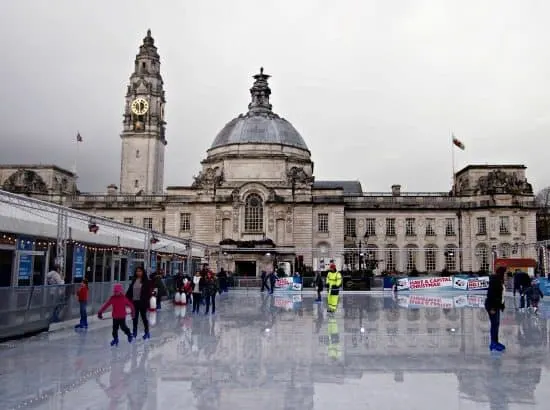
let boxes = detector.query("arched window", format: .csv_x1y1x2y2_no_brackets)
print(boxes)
244,194,263,232
385,245,398,272
405,245,418,272
425,245,438,272
475,243,489,272
444,245,458,272
499,243,512,258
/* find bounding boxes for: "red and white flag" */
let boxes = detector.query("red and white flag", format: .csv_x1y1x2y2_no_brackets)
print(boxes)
452,135,464,150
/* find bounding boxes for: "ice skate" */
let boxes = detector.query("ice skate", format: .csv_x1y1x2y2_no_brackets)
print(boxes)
110,338,119,347
143,332,151,340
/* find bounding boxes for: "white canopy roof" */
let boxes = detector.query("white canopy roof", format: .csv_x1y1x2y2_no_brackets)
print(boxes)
0,190,205,258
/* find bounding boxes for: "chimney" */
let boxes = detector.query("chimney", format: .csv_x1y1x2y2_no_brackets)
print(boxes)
107,184,118,195
391,184,401,196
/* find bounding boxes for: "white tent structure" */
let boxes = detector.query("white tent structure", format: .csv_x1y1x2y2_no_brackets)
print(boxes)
0,189,207,270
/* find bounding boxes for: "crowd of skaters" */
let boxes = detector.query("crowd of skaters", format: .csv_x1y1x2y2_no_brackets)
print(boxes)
73,263,232,346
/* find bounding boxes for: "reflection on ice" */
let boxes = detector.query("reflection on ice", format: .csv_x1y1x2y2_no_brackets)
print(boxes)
0,293,550,409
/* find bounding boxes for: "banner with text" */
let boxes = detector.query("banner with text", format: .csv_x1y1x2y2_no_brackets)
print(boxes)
274,276,303,291
386,275,489,292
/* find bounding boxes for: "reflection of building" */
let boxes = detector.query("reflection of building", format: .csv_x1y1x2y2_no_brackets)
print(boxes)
0,31,539,276
146,295,548,410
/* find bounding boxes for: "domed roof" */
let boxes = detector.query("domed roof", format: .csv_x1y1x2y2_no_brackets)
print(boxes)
209,68,309,152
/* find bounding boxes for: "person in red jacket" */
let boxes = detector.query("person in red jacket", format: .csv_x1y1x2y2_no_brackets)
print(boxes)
98,283,135,346
75,278,89,329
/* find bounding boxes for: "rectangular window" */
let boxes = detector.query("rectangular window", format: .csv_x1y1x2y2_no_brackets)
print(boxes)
425,218,436,236
520,216,526,234
477,217,487,235
345,218,356,237
318,213,329,233
180,213,191,232
143,217,153,230
445,218,456,237
123,217,133,225
386,218,396,236
499,216,510,234
365,218,376,236
161,217,166,234
405,218,416,236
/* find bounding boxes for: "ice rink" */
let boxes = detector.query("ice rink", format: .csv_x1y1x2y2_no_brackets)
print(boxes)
1,291,550,410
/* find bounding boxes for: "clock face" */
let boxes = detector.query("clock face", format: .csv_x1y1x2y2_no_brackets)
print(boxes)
131,98,149,115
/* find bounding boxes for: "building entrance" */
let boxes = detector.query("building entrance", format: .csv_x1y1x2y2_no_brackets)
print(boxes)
235,261,256,277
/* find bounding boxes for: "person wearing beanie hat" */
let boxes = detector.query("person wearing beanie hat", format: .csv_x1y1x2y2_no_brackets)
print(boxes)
97,283,136,346
326,263,342,313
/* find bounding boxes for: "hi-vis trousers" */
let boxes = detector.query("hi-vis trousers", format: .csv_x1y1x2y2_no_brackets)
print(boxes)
327,288,340,312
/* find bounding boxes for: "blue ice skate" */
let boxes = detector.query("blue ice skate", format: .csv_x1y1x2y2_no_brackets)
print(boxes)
143,332,151,340
127,334,133,343
489,342,505,352
110,338,119,347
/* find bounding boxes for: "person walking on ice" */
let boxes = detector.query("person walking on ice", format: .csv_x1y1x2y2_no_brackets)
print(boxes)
126,266,152,340
326,263,342,313
97,283,135,346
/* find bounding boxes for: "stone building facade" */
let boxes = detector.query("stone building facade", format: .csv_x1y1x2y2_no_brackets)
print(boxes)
0,31,538,276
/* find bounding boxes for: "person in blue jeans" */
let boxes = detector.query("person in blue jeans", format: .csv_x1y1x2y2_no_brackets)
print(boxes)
485,267,506,352
75,278,89,329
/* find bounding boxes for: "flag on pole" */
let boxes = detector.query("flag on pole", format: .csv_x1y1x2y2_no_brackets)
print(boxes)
76,132,83,142
452,135,464,150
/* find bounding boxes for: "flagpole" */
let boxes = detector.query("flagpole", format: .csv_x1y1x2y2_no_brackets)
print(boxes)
451,132,456,194
73,132,80,177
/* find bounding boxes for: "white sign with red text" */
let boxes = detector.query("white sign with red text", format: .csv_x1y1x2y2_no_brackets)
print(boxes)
467,277,489,290
407,276,453,291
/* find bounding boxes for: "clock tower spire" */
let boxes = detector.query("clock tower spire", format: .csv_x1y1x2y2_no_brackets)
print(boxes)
120,29,167,194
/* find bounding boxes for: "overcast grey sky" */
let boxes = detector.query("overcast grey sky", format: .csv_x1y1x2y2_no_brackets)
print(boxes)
0,0,549,193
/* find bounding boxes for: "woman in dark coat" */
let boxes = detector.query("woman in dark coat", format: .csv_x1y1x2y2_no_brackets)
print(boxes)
485,266,506,352
126,266,152,340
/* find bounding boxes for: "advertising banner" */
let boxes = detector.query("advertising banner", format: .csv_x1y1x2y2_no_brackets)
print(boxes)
452,277,468,290
466,276,489,291
274,276,303,291
17,237,33,281
385,275,489,292
150,252,157,273
72,246,86,280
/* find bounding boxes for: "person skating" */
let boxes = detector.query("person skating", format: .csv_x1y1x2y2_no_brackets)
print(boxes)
153,270,167,310
326,263,342,313
261,270,269,293
97,283,135,346
126,266,152,340
74,278,89,329
513,269,531,310
525,278,544,313
485,266,506,352
192,271,206,314
218,268,228,294
204,271,219,315
314,271,324,302
183,277,193,305
268,271,277,294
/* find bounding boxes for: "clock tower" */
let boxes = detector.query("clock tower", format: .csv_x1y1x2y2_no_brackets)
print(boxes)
120,29,167,194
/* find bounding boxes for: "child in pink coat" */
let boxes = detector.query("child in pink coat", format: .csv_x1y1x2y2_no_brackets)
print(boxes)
98,283,135,346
